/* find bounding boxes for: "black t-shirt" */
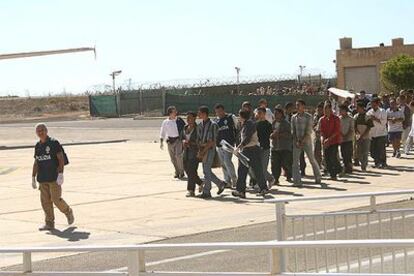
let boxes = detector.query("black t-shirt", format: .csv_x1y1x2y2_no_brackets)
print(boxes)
256,120,272,150
34,137,62,183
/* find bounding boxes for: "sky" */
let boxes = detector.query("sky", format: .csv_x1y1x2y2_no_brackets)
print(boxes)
0,0,413,96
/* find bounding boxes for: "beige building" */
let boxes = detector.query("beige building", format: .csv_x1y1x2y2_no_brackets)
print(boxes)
336,37,414,93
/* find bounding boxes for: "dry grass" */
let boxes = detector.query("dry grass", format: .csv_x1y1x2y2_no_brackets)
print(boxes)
0,96,89,122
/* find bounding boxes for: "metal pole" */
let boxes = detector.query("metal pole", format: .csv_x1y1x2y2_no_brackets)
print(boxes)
273,202,287,274
22,252,32,273
139,88,143,115
235,67,240,95
112,73,116,94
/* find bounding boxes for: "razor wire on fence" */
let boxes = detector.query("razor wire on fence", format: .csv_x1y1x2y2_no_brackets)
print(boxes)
88,74,335,117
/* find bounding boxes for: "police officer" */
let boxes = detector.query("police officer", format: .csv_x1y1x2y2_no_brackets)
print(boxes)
32,123,74,231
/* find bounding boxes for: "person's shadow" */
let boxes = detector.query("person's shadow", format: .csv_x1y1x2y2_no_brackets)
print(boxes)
47,227,91,242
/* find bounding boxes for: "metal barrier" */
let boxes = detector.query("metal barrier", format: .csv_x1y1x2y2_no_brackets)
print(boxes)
1,240,414,275
266,190,414,274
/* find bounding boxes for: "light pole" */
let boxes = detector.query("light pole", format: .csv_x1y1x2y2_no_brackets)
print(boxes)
234,66,240,94
110,70,122,94
110,70,122,117
299,65,306,83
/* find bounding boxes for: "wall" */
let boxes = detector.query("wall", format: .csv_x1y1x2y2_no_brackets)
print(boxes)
336,37,414,93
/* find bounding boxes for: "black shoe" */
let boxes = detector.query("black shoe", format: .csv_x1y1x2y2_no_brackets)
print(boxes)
223,182,232,189
257,189,269,197
174,174,179,179
217,183,226,195
232,190,246,199
186,191,195,197
199,192,212,199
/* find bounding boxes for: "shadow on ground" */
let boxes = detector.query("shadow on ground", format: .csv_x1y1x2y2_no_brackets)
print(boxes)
47,227,91,242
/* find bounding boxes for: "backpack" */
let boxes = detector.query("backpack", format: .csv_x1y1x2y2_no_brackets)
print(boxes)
61,145,69,166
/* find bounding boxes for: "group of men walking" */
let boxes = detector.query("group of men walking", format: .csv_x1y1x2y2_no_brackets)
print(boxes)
160,90,414,199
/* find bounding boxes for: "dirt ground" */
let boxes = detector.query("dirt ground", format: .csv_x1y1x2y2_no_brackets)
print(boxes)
0,96,89,123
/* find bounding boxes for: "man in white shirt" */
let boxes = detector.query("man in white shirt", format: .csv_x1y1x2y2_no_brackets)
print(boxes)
160,106,185,178
387,100,405,158
367,98,388,168
254,98,274,123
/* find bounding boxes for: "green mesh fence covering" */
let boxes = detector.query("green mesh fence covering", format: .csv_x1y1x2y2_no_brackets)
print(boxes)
164,94,328,114
89,95,118,117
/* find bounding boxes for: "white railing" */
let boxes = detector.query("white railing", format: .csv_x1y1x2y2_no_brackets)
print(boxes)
2,190,414,275
1,240,414,275
265,190,414,274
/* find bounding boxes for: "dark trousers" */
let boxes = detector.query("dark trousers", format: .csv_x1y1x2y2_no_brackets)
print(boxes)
236,146,267,193
370,136,387,166
340,141,353,173
300,150,306,176
184,154,202,192
314,139,322,167
324,144,342,178
271,150,292,181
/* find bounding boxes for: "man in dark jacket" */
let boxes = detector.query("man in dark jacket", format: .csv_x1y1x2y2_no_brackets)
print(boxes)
183,112,203,197
271,107,292,184
232,110,268,199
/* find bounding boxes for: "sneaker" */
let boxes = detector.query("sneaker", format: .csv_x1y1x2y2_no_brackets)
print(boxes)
293,182,303,187
217,183,226,195
174,174,179,179
186,191,195,197
286,178,292,183
396,152,401,158
232,190,246,199
178,173,185,179
39,222,55,231
66,208,74,225
199,192,212,199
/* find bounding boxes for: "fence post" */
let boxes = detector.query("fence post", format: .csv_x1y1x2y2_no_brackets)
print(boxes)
270,247,280,275
274,202,287,274
161,90,166,115
22,252,32,273
128,249,146,275
370,195,377,212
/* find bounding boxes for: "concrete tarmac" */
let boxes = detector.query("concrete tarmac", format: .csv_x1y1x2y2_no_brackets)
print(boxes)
1,118,414,271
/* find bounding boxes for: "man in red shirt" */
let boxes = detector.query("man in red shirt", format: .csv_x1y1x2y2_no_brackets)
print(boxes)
319,101,343,180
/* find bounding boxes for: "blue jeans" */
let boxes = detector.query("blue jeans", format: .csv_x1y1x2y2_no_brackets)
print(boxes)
202,149,224,194
217,146,237,185
293,141,321,185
